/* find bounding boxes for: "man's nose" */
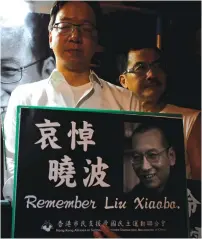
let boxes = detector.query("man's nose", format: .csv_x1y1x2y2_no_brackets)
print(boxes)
142,156,152,170
68,26,82,44
145,68,157,79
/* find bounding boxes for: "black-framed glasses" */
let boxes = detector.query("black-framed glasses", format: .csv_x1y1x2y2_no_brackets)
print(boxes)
1,58,46,84
53,22,97,37
123,59,164,76
130,147,170,166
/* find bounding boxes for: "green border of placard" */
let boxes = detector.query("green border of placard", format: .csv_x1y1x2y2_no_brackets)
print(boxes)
18,105,182,118
11,105,22,238
11,105,183,238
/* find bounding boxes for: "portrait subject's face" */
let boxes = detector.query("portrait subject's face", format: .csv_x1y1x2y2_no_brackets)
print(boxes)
1,27,43,118
131,128,176,191
49,1,98,73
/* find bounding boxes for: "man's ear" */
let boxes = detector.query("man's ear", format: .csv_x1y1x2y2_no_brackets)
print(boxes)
41,56,55,78
168,147,176,166
119,74,128,89
49,31,52,49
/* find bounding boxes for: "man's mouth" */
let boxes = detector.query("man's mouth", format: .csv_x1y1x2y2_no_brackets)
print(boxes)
67,48,82,52
142,173,156,180
145,82,160,88
66,49,83,57
68,48,82,51
145,79,162,88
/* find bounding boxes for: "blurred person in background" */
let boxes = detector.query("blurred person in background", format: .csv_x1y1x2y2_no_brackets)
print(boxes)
1,12,55,120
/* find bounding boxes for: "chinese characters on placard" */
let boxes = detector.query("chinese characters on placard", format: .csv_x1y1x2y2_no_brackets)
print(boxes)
187,188,201,238
67,121,95,152
41,219,168,233
187,188,200,218
35,119,110,188
55,219,167,228
35,119,61,150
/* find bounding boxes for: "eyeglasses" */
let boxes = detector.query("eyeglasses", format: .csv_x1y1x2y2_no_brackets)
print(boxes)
123,59,164,76
130,147,170,166
52,22,97,37
1,58,46,84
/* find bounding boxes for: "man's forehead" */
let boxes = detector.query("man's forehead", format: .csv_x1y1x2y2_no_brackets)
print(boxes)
132,129,164,151
55,2,96,25
1,26,25,41
128,48,160,64
1,26,32,63
1,25,32,47
133,128,163,140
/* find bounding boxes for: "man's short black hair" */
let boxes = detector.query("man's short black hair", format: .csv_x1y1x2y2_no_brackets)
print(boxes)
132,122,172,148
117,44,163,76
48,1,103,34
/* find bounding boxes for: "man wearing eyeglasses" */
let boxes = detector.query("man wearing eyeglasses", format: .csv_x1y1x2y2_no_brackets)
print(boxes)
127,123,176,194
117,46,201,180
3,2,141,202
1,13,55,120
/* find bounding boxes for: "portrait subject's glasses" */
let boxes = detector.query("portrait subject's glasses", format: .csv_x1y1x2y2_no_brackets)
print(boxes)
53,22,97,37
130,147,170,166
1,58,46,84
123,59,164,76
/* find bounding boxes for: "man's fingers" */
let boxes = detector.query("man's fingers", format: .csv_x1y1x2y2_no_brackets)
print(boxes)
100,224,120,238
93,230,104,238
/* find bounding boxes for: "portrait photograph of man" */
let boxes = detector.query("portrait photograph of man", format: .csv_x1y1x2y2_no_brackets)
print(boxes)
123,118,186,199
1,12,55,120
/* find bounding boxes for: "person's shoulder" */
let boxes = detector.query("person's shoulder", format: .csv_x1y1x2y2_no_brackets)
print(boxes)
11,79,49,97
91,71,131,95
94,74,142,111
164,104,200,140
100,77,132,95
163,104,200,118
14,79,48,92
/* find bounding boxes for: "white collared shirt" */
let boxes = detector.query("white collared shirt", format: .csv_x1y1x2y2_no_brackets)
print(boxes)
3,69,142,201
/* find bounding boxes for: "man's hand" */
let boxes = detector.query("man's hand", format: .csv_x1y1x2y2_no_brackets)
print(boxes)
93,224,120,238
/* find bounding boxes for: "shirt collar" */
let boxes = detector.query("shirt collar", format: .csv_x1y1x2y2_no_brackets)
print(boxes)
49,69,103,88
